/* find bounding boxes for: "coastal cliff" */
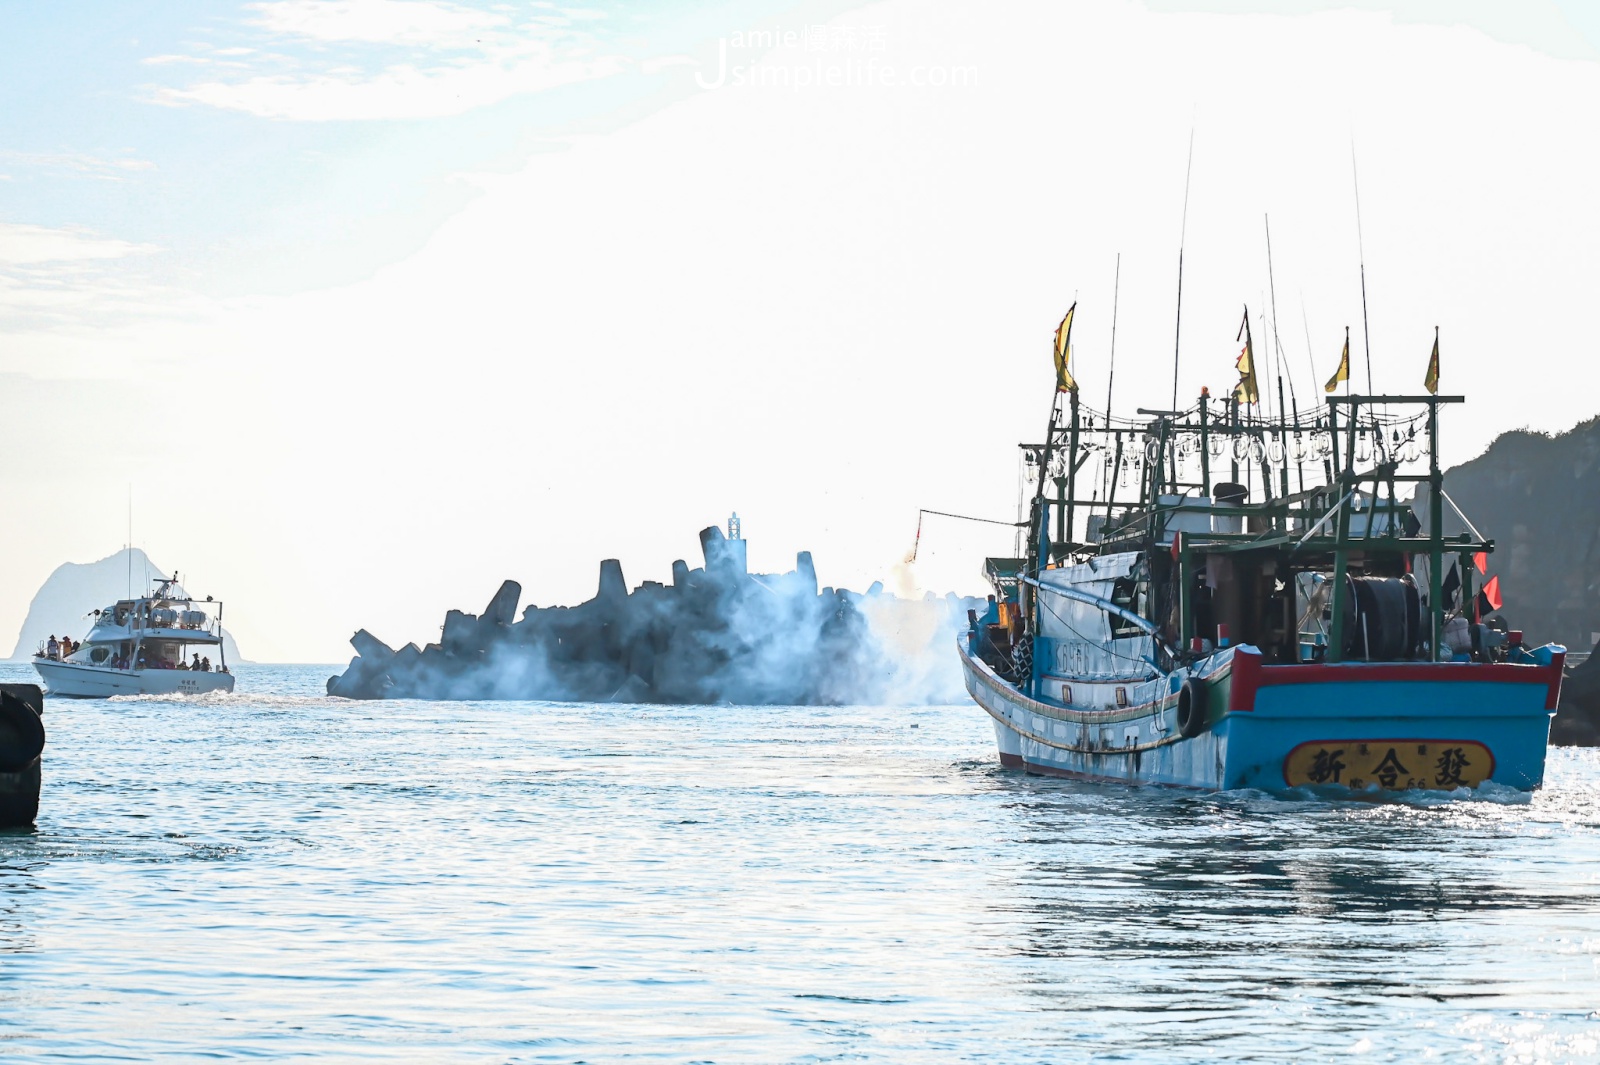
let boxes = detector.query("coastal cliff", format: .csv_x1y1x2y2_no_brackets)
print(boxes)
1442,415,1600,655
1438,416,1600,742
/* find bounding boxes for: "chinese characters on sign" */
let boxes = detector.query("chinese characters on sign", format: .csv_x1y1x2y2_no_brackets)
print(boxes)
1306,748,1345,784
1372,749,1408,789
1283,741,1492,790
1433,747,1470,788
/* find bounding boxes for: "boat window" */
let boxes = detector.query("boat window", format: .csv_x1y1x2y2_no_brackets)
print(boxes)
1109,576,1146,639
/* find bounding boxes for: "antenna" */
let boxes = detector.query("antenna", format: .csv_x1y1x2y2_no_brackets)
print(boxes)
1264,216,1297,412
1170,128,1195,411
1068,286,1079,385
1106,253,1121,416
1259,300,1274,421
126,485,132,598
1351,140,1374,393
1300,298,1318,396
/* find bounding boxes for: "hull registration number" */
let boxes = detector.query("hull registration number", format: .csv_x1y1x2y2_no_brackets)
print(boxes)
1283,740,1494,790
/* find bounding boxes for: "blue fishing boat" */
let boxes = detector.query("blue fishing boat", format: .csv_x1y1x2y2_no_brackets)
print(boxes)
960,307,1564,793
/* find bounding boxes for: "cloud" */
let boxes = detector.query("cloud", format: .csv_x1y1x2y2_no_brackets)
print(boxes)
0,223,156,265
142,54,216,66
0,152,156,181
0,223,208,343
148,0,626,120
161,46,624,120
246,0,508,45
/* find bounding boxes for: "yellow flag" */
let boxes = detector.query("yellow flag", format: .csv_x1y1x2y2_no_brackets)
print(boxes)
1053,303,1077,393
1325,330,1350,393
1424,329,1439,394
1233,306,1258,404
1234,341,1259,404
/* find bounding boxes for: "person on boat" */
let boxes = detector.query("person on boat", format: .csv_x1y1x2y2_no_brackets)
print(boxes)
192,652,201,671
46,636,58,660
201,656,211,672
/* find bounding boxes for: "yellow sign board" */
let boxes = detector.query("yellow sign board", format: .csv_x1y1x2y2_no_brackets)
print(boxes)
1283,740,1494,791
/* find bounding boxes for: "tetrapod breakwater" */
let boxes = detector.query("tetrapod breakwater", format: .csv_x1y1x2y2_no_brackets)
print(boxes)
327,522,983,704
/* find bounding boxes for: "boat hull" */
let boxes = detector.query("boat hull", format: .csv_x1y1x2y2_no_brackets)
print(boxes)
33,660,235,698
962,641,1560,793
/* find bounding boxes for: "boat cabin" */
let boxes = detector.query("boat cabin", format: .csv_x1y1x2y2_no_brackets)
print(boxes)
45,575,229,675
978,391,1516,696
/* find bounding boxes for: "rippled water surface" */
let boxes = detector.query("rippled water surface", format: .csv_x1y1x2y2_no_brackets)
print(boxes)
1,663,1598,1062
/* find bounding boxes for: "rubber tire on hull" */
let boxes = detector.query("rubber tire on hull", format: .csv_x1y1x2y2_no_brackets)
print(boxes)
0,685,43,827
0,690,44,773
1176,677,1209,739
0,758,41,827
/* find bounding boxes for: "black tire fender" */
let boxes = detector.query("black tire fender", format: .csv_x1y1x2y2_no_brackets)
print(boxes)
0,690,44,772
1175,676,1209,739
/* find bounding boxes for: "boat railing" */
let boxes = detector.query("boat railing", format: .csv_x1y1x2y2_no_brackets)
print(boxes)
125,611,217,634
1090,494,1418,551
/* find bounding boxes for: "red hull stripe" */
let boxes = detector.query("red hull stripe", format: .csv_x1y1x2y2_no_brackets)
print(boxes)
997,750,1191,788
1230,651,1565,714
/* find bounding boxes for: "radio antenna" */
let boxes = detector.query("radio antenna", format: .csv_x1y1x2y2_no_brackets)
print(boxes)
1300,297,1318,396
1264,215,1296,410
1170,127,1195,411
1351,140,1374,393
1106,252,1122,416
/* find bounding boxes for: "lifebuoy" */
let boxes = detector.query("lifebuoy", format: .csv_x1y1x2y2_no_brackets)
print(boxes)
1176,677,1209,739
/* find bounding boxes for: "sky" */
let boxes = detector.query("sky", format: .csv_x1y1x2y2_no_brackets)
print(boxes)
1,0,1596,662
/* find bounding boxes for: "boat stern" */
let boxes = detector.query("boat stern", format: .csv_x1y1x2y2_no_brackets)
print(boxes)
1216,647,1561,792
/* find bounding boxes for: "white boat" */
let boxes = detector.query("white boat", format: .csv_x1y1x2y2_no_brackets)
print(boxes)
33,574,236,697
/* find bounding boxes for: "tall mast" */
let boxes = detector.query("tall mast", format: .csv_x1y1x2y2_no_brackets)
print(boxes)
1170,129,1195,411
1351,141,1374,393
1264,216,1296,412
1100,256,1122,514
1299,297,1319,402
1105,253,1121,417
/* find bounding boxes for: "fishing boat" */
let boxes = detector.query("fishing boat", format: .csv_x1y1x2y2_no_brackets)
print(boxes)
34,574,235,697
960,307,1564,793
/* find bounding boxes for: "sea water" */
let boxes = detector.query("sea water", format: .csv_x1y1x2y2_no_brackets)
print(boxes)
0,662,1597,1062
